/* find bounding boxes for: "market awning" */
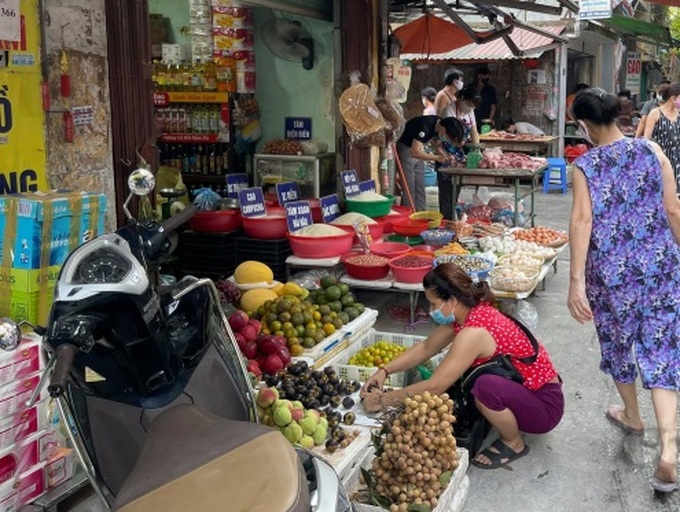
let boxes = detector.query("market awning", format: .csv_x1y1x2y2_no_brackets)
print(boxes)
401,24,566,61
603,14,672,45
393,14,482,54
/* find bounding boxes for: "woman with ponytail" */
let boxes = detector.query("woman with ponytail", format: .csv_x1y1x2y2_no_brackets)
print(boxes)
360,263,564,469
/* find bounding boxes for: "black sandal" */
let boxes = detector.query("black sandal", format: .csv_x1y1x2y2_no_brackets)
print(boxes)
471,439,530,470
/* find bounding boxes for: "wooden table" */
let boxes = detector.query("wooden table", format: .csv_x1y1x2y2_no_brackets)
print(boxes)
479,135,558,155
438,165,548,227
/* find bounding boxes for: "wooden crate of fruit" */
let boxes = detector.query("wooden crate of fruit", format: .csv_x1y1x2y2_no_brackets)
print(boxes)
330,330,427,387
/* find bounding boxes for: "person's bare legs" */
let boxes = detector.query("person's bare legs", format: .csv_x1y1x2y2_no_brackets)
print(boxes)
609,381,645,431
472,399,524,465
651,388,678,483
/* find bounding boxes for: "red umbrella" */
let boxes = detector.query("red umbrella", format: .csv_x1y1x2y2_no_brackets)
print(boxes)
394,14,476,55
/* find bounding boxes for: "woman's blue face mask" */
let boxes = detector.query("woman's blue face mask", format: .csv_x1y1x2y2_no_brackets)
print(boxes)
430,302,455,325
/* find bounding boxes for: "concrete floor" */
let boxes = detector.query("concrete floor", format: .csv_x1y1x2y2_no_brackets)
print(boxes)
55,188,680,512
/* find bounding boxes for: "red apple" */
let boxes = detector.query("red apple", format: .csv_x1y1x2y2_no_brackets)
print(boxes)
260,354,285,375
272,335,288,348
258,337,280,357
275,346,291,366
234,332,247,350
248,318,262,333
246,359,262,378
228,310,249,332
240,324,258,343
242,340,258,360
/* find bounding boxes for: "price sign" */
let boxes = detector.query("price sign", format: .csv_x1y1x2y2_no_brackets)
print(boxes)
320,194,341,223
276,181,301,205
285,201,313,233
341,170,360,197
625,52,641,94
226,173,248,198
238,187,266,218
0,0,20,42
358,180,377,194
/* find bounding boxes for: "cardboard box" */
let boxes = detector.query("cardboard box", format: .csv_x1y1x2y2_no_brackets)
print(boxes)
0,337,42,384
0,450,74,512
0,374,44,420
0,266,59,325
0,403,48,451
0,431,59,486
0,191,107,269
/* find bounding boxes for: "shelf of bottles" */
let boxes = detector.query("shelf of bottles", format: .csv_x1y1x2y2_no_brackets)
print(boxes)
153,56,242,187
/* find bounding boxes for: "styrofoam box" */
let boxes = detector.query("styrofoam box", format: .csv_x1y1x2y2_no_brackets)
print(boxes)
0,337,42,383
331,329,427,388
344,447,470,512
296,308,379,370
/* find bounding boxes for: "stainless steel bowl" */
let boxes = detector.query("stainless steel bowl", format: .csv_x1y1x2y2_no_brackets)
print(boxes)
221,197,240,210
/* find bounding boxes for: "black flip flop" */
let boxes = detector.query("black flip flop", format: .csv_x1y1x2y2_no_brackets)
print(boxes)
471,439,530,470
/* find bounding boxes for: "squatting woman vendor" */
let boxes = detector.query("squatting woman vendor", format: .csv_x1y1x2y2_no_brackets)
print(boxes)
360,263,564,469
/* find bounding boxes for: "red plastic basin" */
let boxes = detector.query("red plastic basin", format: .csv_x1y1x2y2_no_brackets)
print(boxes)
341,252,390,280
189,210,242,233
389,254,434,284
241,214,288,239
369,241,411,258
288,232,354,259
391,218,430,237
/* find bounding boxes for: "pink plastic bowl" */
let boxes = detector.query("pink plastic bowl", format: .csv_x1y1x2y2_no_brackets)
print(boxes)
369,241,411,258
240,215,288,239
287,232,354,258
388,254,435,284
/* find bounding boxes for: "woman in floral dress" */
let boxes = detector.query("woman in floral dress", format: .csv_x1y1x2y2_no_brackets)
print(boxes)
568,88,680,493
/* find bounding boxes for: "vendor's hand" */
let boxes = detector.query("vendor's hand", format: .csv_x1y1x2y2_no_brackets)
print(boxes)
360,368,387,397
436,155,448,164
567,281,593,324
362,391,383,413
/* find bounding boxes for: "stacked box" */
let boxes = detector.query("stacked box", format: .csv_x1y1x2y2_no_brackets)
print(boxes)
0,336,76,510
236,236,291,282
0,191,107,324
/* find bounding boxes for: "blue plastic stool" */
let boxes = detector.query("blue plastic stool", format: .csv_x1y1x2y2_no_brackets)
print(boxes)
543,157,568,194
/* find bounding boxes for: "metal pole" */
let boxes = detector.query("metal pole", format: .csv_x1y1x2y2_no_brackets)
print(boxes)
556,43,567,158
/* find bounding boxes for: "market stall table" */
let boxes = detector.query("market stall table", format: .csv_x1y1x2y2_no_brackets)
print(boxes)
479,135,558,155
285,255,343,280
439,164,548,227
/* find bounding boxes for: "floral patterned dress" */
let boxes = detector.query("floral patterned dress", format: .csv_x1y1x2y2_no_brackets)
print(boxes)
575,138,680,390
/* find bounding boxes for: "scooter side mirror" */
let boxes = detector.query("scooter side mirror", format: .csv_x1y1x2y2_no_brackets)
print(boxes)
124,168,156,221
0,318,22,351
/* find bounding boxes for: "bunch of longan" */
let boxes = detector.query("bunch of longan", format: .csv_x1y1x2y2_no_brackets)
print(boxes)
371,392,459,512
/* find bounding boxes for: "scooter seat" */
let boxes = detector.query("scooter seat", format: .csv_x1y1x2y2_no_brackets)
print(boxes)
113,404,309,512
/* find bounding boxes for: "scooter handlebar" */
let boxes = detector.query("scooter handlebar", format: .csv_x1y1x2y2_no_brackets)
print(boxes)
48,344,78,398
161,204,197,234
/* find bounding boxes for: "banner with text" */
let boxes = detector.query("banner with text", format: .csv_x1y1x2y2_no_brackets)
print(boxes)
0,0,47,195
